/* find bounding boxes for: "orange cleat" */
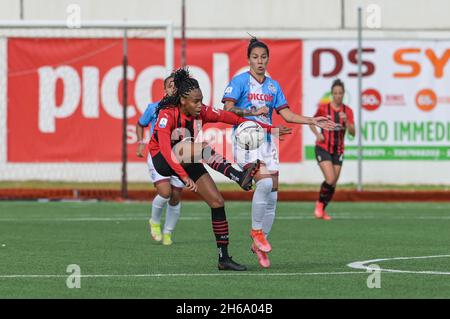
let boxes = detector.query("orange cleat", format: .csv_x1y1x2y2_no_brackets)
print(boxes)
251,243,270,268
322,212,332,220
250,229,272,253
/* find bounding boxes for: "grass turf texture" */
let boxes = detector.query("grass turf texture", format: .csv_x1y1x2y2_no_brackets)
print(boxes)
0,201,449,298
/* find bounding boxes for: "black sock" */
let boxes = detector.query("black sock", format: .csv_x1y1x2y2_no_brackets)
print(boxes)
203,146,241,183
319,181,334,207
211,206,229,261
325,186,336,208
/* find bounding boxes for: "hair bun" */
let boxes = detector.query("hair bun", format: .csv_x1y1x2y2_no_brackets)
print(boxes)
249,37,259,45
173,68,190,88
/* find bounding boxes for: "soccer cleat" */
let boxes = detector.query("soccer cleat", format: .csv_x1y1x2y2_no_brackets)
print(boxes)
322,212,332,220
314,201,325,219
218,257,247,271
162,233,173,245
251,243,270,268
250,229,272,253
149,219,162,242
238,160,261,191
314,201,332,220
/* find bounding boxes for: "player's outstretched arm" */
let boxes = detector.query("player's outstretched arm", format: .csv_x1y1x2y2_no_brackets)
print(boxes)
223,100,269,117
279,108,335,130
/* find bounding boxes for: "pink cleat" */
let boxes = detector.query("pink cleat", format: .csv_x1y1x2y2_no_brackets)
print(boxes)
314,201,325,219
250,229,272,253
251,243,270,268
314,201,332,220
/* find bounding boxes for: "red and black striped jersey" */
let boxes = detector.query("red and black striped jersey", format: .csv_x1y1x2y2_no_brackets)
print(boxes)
149,104,273,180
314,103,354,155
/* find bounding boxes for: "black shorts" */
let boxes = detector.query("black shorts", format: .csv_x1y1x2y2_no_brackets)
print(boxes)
152,152,208,183
315,146,344,166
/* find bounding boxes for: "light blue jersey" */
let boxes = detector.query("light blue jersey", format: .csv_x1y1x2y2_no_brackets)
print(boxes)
222,71,289,126
138,101,159,136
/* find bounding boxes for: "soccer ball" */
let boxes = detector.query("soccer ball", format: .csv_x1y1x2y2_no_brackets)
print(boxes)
234,121,265,150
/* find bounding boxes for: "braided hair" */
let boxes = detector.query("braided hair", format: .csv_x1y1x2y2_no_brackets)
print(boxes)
247,36,269,58
156,68,200,115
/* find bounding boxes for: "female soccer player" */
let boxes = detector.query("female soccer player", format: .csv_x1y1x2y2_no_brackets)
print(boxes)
149,68,291,271
222,37,335,268
136,74,183,246
309,79,355,220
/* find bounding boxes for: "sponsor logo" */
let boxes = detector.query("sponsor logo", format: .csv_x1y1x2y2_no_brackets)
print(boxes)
362,88,382,111
415,89,437,112
158,117,168,128
384,94,406,106
247,93,274,102
437,96,450,104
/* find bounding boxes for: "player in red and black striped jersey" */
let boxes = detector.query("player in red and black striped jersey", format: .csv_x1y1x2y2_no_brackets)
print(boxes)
309,79,356,220
149,68,291,270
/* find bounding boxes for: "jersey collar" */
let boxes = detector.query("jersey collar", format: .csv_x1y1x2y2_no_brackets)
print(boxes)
248,71,266,84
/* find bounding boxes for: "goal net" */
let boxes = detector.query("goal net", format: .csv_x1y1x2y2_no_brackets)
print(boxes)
0,21,174,183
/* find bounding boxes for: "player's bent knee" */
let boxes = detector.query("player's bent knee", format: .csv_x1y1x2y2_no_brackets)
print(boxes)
209,196,225,208
158,189,172,199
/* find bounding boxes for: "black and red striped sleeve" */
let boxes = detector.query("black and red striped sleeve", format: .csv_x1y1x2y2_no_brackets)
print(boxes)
153,110,189,180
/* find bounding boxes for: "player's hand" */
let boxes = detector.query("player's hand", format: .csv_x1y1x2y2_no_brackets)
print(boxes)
252,106,269,116
183,177,197,192
136,143,146,158
313,116,336,131
272,125,292,141
339,112,347,123
316,133,325,143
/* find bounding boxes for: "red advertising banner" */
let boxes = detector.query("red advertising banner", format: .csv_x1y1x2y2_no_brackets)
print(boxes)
7,38,302,163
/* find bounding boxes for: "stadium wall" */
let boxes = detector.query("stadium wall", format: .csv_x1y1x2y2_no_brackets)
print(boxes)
2,0,450,31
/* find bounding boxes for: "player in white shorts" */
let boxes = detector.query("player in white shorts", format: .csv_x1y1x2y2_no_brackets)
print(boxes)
136,74,182,246
222,37,335,268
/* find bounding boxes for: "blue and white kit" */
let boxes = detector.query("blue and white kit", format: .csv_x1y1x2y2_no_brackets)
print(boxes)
222,72,289,171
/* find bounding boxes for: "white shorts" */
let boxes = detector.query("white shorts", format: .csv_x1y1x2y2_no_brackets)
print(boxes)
147,155,184,189
233,138,279,172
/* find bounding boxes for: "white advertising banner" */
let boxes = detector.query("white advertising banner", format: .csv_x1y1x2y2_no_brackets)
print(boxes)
303,40,450,161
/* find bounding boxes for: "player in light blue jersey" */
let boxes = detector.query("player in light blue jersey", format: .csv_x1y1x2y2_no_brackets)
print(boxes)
136,74,183,246
222,37,335,268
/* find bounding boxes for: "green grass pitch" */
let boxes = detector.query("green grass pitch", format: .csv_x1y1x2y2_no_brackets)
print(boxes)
0,201,449,298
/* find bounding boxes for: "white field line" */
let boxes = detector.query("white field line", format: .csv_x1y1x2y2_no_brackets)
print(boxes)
347,254,450,275
0,271,366,279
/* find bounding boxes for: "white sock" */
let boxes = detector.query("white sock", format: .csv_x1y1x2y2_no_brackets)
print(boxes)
151,195,169,224
163,202,181,234
251,178,273,230
263,191,277,238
